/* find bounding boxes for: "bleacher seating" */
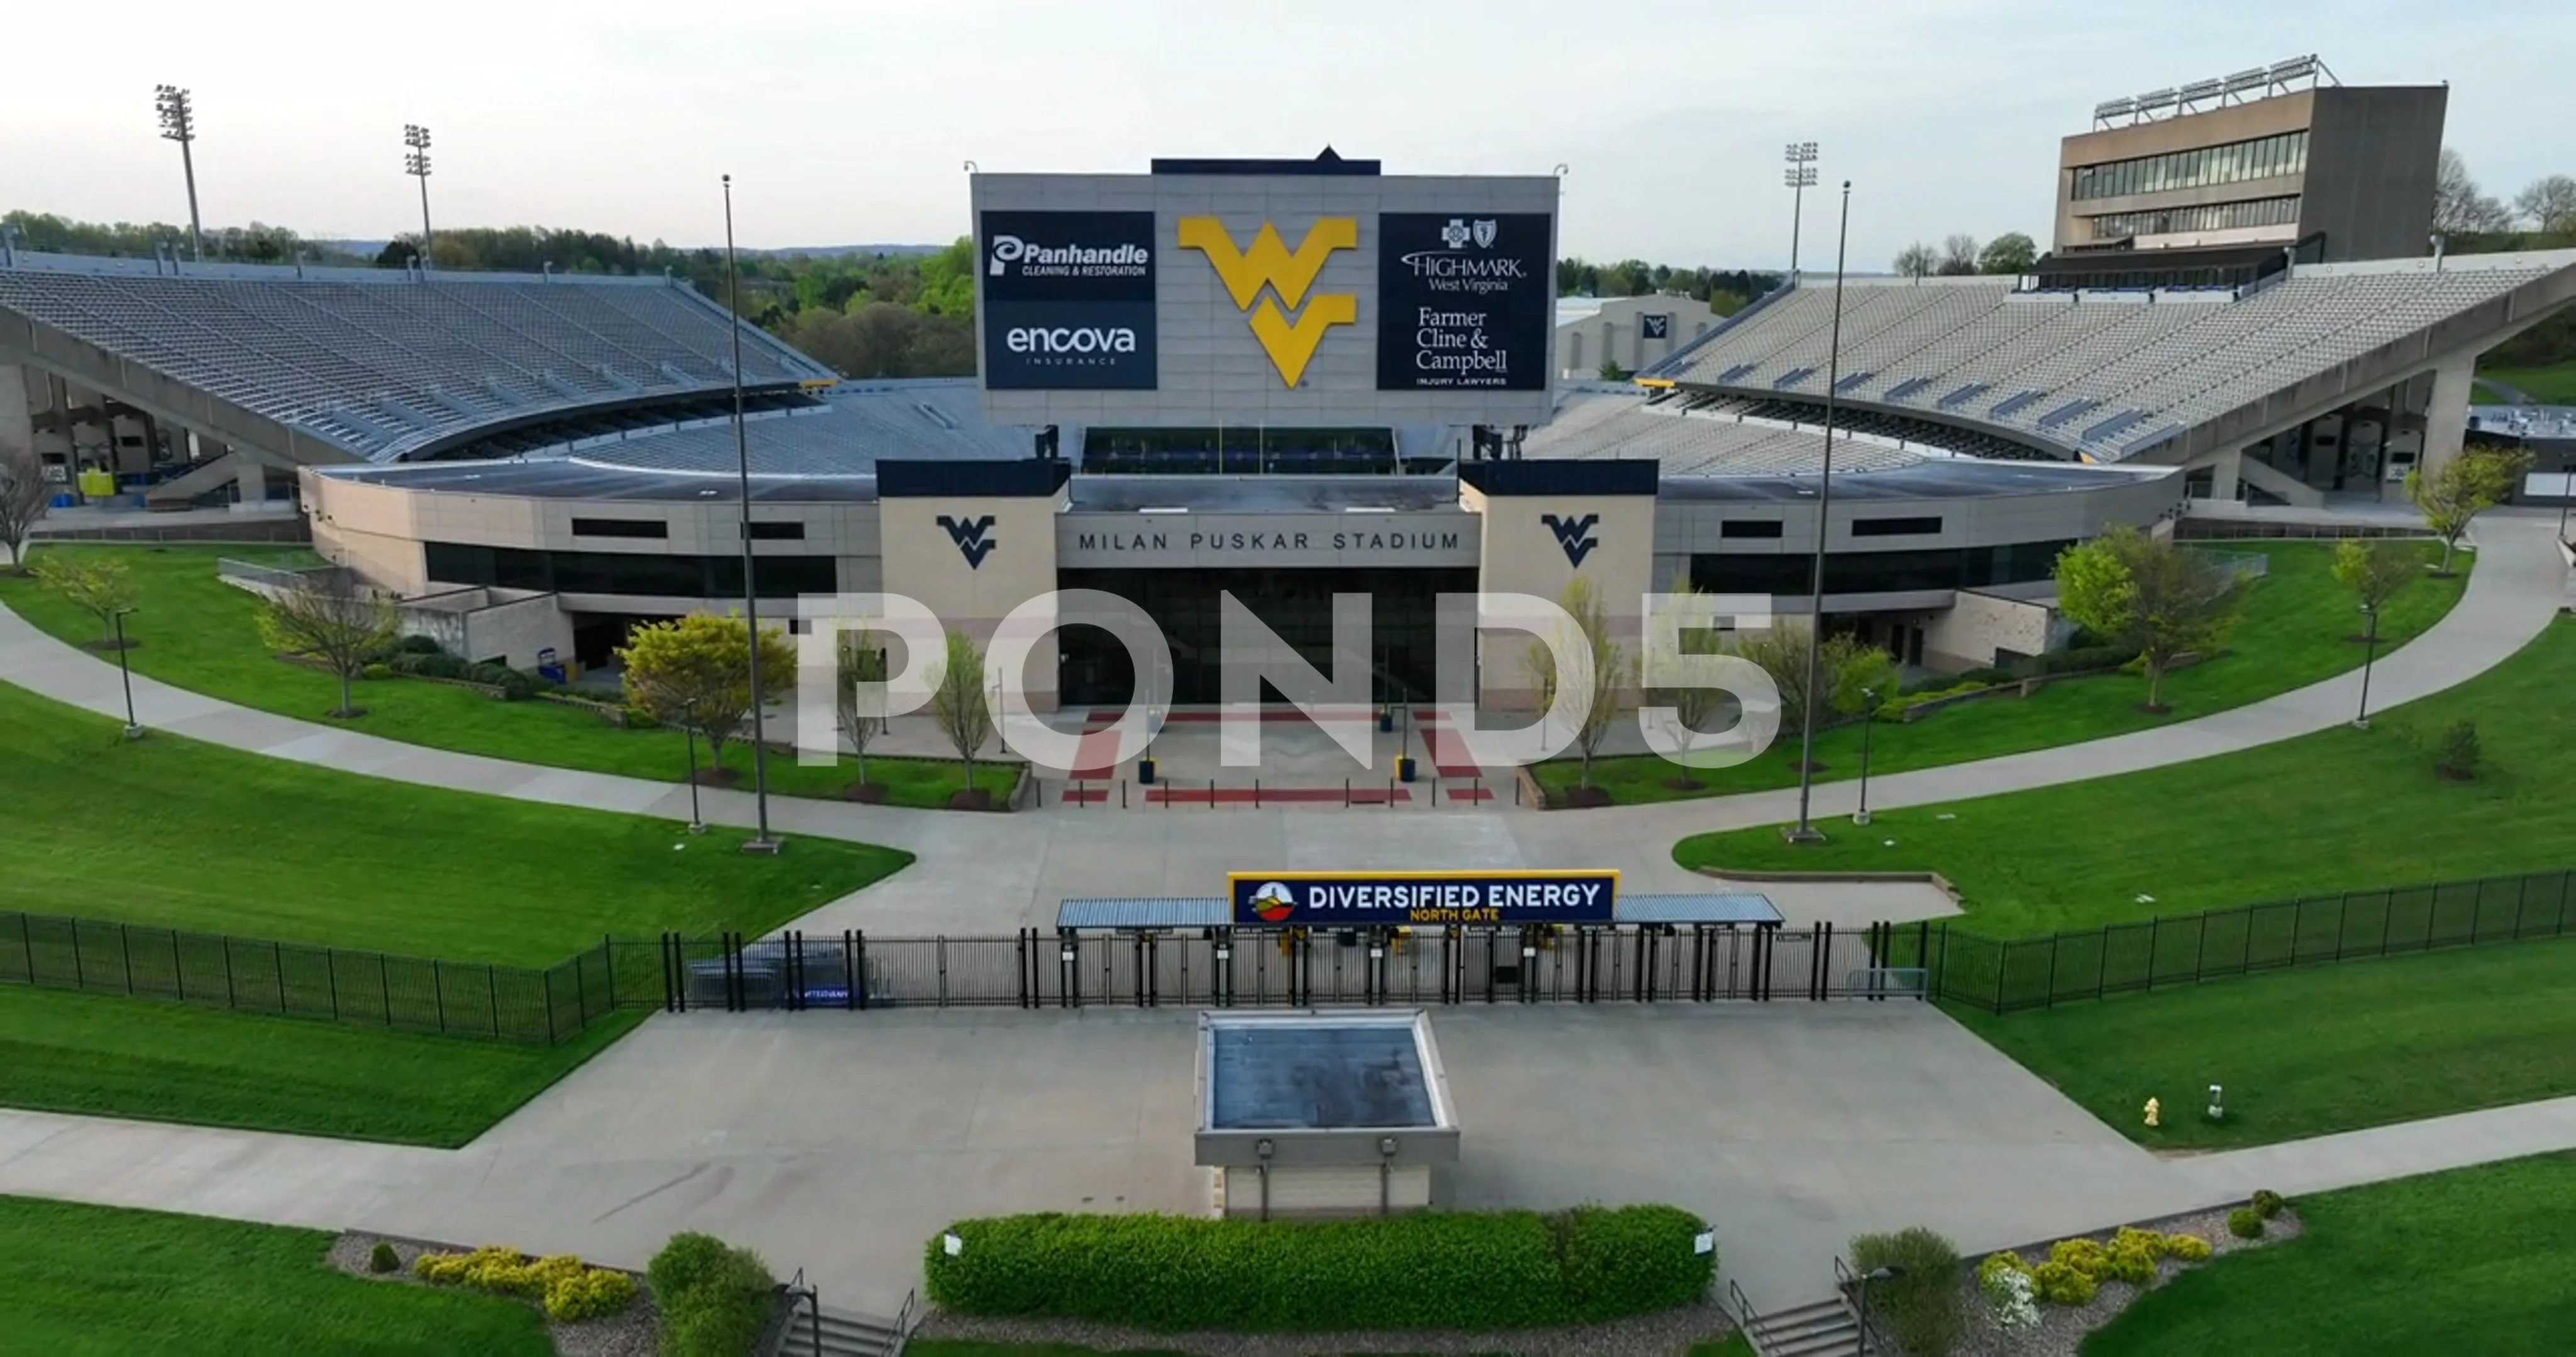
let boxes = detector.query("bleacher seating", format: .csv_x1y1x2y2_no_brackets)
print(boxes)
1652,256,2572,461
1524,390,1921,476
0,256,836,462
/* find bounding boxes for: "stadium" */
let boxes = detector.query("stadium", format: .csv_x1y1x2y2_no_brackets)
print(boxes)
4,61,2571,708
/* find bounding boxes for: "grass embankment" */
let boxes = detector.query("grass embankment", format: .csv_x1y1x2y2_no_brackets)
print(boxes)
2083,1153,2576,1355
0,678,905,1141
1954,938,2576,1149
1540,540,2465,807
0,544,1017,807
0,1196,555,1356
1674,617,2573,938
2476,359,2576,404
2,677,909,964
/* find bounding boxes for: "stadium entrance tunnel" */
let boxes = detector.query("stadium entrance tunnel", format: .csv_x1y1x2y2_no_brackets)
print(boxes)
1055,566,1475,706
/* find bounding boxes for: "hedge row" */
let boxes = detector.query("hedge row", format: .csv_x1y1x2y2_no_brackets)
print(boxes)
647,1232,777,1357
924,1206,1712,1331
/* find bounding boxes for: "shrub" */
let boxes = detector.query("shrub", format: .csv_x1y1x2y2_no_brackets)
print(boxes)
924,1206,1711,1331
2029,1259,2096,1306
1958,665,2019,686
650,1232,775,1357
2034,643,2140,676
2048,1237,2109,1280
393,634,444,655
2251,1189,2288,1220
1875,683,1990,722
410,1245,635,1322
2436,721,2482,777
2164,1232,2213,1261
2228,1207,2265,1239
361,662,392,680
2102,1237,2157,1285
623,705,660,730
1979,1258,2038,1331
1850,1227,1962,1357
368,1241,399,1274
1975,1252,2029,1289
405,652,467,680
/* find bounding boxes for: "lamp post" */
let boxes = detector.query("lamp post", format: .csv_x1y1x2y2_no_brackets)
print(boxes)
681,722,706,835
1853,686,1880,825
1857,1265,1905,1354
1783,142,1818,276
1786,181,1854,844
153,84,204,261
402,125,435,269
723,174,779,852
2352,600,2380,730
112,606,142,739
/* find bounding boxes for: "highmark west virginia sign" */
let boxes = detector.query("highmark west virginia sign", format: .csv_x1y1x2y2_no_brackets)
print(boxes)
1229,871,1621,927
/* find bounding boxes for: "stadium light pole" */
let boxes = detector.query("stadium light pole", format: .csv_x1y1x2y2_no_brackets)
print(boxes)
403,125,435,269
1786,181,1853,844
154,84,204,261
1784,142,1818,276
723,174,780,853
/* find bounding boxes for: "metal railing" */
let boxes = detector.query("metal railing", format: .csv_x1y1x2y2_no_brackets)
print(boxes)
1055,775,1518,809
1925,868,2575,1014
887,1286,919,1357
637,921,1919,1013
0,909,617,1044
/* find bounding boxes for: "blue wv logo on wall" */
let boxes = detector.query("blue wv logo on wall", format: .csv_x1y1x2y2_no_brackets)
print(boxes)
1540,513,1600,567
937,514,998,569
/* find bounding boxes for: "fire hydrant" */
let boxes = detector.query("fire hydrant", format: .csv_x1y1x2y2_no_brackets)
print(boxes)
2144,1097,2162,1128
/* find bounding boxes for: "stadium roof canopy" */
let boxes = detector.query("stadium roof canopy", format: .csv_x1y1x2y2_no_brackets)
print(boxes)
0,250,835,464
1641,250,2576,466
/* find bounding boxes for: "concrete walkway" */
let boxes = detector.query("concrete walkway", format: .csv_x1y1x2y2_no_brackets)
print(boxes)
3,513,2568,934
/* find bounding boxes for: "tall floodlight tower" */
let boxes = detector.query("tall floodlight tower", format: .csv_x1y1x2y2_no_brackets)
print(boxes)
403,125,435,268
155,84,204,260
1784,142,1819,276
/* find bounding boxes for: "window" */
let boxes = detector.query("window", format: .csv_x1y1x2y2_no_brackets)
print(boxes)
1720,519,1785,539
570,517,668,539
740,520,806,540
2070,130,2307,202
423,542,838,600
2087,195,2300,242
1850,516,1943,537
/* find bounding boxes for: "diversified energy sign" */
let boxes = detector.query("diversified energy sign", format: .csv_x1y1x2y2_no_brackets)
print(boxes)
1228,870,1619,926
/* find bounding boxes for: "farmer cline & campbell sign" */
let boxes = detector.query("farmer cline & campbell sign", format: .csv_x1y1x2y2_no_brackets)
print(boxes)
1376,212,1552,392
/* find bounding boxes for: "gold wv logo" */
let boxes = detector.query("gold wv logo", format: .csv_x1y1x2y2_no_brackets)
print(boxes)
1176,217,1359,388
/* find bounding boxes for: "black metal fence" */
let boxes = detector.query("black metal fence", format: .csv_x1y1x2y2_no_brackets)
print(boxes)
638,922,1924,1013
0,910,619,1044
1927,869,2576,1014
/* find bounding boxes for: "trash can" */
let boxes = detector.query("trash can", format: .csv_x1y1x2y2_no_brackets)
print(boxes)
1377,708,1394,733
1396,754,1417,784
1138,756,1157,785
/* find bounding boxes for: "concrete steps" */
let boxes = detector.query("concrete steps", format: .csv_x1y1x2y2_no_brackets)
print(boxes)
780,1303,902,1357
1746,1297,1862,1357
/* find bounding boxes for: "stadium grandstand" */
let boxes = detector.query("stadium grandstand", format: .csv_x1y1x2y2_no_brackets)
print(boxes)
1640,250,2576,505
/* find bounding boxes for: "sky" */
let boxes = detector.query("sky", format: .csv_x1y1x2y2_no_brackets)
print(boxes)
6,0,2568,271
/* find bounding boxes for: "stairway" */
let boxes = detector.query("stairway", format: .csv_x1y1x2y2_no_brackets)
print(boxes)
1743,1297,1863,1357
780,1302,904,1357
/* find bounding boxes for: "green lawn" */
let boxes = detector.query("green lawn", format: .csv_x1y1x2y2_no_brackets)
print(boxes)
1951,937,2576,1149
2477,359,2576,405
0,544,1018,808
1674,617,2575,938
0,984,642,1146
1541,540,2466,807
0,1195,555,1356
2,678,911,965
2082,1153,2576,1355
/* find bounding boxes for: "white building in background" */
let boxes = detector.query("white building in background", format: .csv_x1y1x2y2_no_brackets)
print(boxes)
1556,294,1727,379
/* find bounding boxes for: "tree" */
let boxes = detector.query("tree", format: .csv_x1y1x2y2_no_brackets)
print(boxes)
0,440,48,572
929,628,994,801
2329,538,2420,623
2051,527,2251,712
618,611,796,779
256,572,397,718
1892,243,1938,279
32,554,136,648
2407,445,2533,574
1641,578,1728,786
1523,576,1633,795
1977,232,2039,276
2433,148,2514,236
2514,174,2576,235
835,630,890,792
1728,619,1892,759
1936,233,1980,276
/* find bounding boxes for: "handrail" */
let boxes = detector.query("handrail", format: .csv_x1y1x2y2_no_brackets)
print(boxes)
886,1285,920,1357
1725,1276,1762,1345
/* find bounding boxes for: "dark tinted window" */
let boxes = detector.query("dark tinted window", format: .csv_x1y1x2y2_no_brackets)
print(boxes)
570,518,669,539
1850,516,1943,537
1720,519,1785,539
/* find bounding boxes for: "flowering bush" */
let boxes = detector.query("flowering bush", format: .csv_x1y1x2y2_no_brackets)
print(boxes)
411,1245,636,1321
2029,1259,2096,1306
1979,1258,2040,1331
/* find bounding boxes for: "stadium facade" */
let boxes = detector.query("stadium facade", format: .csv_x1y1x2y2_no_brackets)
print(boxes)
4,137,2570,708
